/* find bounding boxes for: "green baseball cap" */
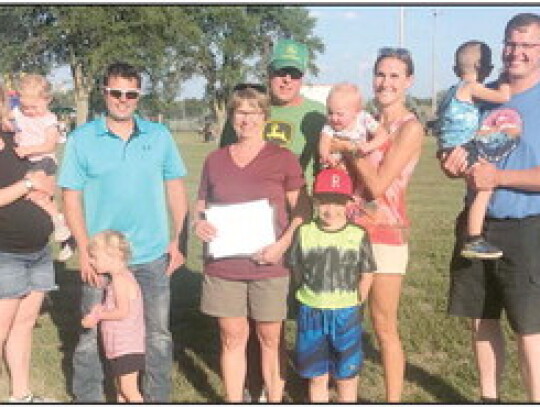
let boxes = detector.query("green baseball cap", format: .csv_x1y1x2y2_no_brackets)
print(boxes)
269,39,308,74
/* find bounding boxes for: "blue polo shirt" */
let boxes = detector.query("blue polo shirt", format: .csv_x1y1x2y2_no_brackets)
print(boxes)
481,81,540,219
58,115,187,264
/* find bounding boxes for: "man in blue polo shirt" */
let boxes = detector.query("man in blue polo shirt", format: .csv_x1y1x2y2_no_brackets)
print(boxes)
441,13,540,402
59,62,188,402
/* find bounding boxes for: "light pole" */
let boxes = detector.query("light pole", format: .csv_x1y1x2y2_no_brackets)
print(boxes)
431,9,438,117
399,7,405,47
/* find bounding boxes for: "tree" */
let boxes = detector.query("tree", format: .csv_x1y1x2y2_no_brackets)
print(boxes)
0,6,201,124
189,6,324,133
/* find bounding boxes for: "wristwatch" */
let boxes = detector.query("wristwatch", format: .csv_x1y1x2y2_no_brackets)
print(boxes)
22,177,34,191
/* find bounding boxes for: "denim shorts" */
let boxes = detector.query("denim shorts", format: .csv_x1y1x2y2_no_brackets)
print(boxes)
295,303,364,379
0,246,56,299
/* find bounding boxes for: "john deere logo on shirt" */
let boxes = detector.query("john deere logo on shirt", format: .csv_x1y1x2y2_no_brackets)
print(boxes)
264,121,293,146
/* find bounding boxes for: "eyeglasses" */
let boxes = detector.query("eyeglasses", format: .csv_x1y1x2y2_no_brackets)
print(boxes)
378,47,411,58
233,83,267,93
104,87,141,100
270,67,303,80
234,109,264,117
503,41,540,50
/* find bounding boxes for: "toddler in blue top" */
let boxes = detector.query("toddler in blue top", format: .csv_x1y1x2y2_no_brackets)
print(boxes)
436,40,517,260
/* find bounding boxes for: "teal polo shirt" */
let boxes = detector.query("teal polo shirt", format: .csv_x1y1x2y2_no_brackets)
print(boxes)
58,115,187,265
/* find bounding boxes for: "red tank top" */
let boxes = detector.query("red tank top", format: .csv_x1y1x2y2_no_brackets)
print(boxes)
348,114,420,245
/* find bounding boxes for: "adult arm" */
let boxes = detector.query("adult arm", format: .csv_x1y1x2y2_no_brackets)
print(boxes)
62,188,100,286
346,120,424,199
470,159,540,192
0,170,52,207
164,177,187,276
254,186,312,265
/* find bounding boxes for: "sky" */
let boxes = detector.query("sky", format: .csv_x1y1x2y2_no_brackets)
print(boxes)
49,4,540,101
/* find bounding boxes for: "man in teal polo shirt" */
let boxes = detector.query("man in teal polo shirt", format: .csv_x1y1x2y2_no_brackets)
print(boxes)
59,62,188,402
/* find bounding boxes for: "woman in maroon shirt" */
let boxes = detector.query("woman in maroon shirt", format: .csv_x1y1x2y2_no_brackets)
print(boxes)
193,87,309,402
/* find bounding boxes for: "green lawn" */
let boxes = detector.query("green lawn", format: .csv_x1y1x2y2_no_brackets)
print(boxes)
0,133,525,402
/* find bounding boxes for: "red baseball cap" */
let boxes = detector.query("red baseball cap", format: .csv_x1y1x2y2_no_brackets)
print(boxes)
313,168,353,197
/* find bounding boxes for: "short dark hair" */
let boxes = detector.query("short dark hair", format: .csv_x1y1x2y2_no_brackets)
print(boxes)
504,13,540,40
103,62,141,89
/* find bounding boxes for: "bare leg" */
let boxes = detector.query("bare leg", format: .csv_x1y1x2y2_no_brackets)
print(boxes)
369,274,405,402
472,319,505,400
0,298,22,397
218,317,249,402
256,321,285,402
467,190,493,237
4,291,45,399
309,374,329,402
245,319,264,400
117,372,143,402
517,333,540,401
336,375,359,402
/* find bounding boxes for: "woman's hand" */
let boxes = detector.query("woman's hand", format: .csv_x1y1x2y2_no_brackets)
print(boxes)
25,171,55,196
194,219,217,242
252,240,287,265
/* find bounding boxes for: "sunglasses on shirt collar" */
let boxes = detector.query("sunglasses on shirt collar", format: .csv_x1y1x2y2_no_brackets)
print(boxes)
270,67,303,80
104,87,141,100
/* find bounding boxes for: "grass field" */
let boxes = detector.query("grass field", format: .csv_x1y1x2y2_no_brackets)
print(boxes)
0,133,526,402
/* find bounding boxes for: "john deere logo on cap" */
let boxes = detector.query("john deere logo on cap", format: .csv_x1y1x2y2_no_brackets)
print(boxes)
283,45,300,60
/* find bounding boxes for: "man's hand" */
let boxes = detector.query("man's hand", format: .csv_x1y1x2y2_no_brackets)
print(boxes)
439,146,469,178
468,158,499,191
165,240,185,276
79,248,101,287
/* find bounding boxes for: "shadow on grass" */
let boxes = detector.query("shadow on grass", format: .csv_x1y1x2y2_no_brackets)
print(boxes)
45,260,116,401
170,265,222,402
362,331,471,403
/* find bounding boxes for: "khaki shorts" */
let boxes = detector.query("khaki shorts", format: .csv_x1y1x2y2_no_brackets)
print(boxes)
372,243,409,274
200,274,290,322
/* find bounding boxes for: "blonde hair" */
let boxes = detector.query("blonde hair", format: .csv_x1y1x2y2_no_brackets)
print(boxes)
327,82,362,110
88,230,132,262
17,74,52,100
0,82,9,123
227,87,270,120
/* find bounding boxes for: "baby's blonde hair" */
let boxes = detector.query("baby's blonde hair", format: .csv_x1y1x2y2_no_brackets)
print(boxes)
88,230,132,263
327,82,362,110
17,74,52,100
454,41,492,77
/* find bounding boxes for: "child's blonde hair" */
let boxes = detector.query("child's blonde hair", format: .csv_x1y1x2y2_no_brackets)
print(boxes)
327,82,362,111
17,74,52,100
88,230,132,262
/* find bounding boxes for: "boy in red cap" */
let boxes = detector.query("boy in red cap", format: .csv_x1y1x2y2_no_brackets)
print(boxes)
288,168,375,402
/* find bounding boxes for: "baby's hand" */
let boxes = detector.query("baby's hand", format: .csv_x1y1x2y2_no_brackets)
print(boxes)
14,145,31,158
320,154,338,168
81,304,103,328
356,141,372,155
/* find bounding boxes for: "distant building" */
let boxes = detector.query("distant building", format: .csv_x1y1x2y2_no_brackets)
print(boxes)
300,84,332,106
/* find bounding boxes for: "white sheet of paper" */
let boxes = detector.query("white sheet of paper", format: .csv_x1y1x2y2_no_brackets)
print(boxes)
205,199,276,258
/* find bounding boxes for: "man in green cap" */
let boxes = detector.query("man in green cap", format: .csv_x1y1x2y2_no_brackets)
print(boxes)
220,38,326,180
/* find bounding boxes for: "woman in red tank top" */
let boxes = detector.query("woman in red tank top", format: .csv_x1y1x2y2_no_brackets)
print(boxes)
333,47,424,402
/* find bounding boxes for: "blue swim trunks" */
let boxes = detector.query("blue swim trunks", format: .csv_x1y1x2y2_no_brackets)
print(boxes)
295,303,363,379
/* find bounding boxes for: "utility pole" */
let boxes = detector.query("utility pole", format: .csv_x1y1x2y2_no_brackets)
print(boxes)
431,9,438,117
399,7,405,47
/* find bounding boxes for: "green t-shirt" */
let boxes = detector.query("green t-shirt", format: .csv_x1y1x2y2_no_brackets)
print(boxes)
220,97,326,180
288,220,376,309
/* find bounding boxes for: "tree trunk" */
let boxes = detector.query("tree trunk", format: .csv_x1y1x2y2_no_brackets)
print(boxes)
213,98,227,138
71,62,91,126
